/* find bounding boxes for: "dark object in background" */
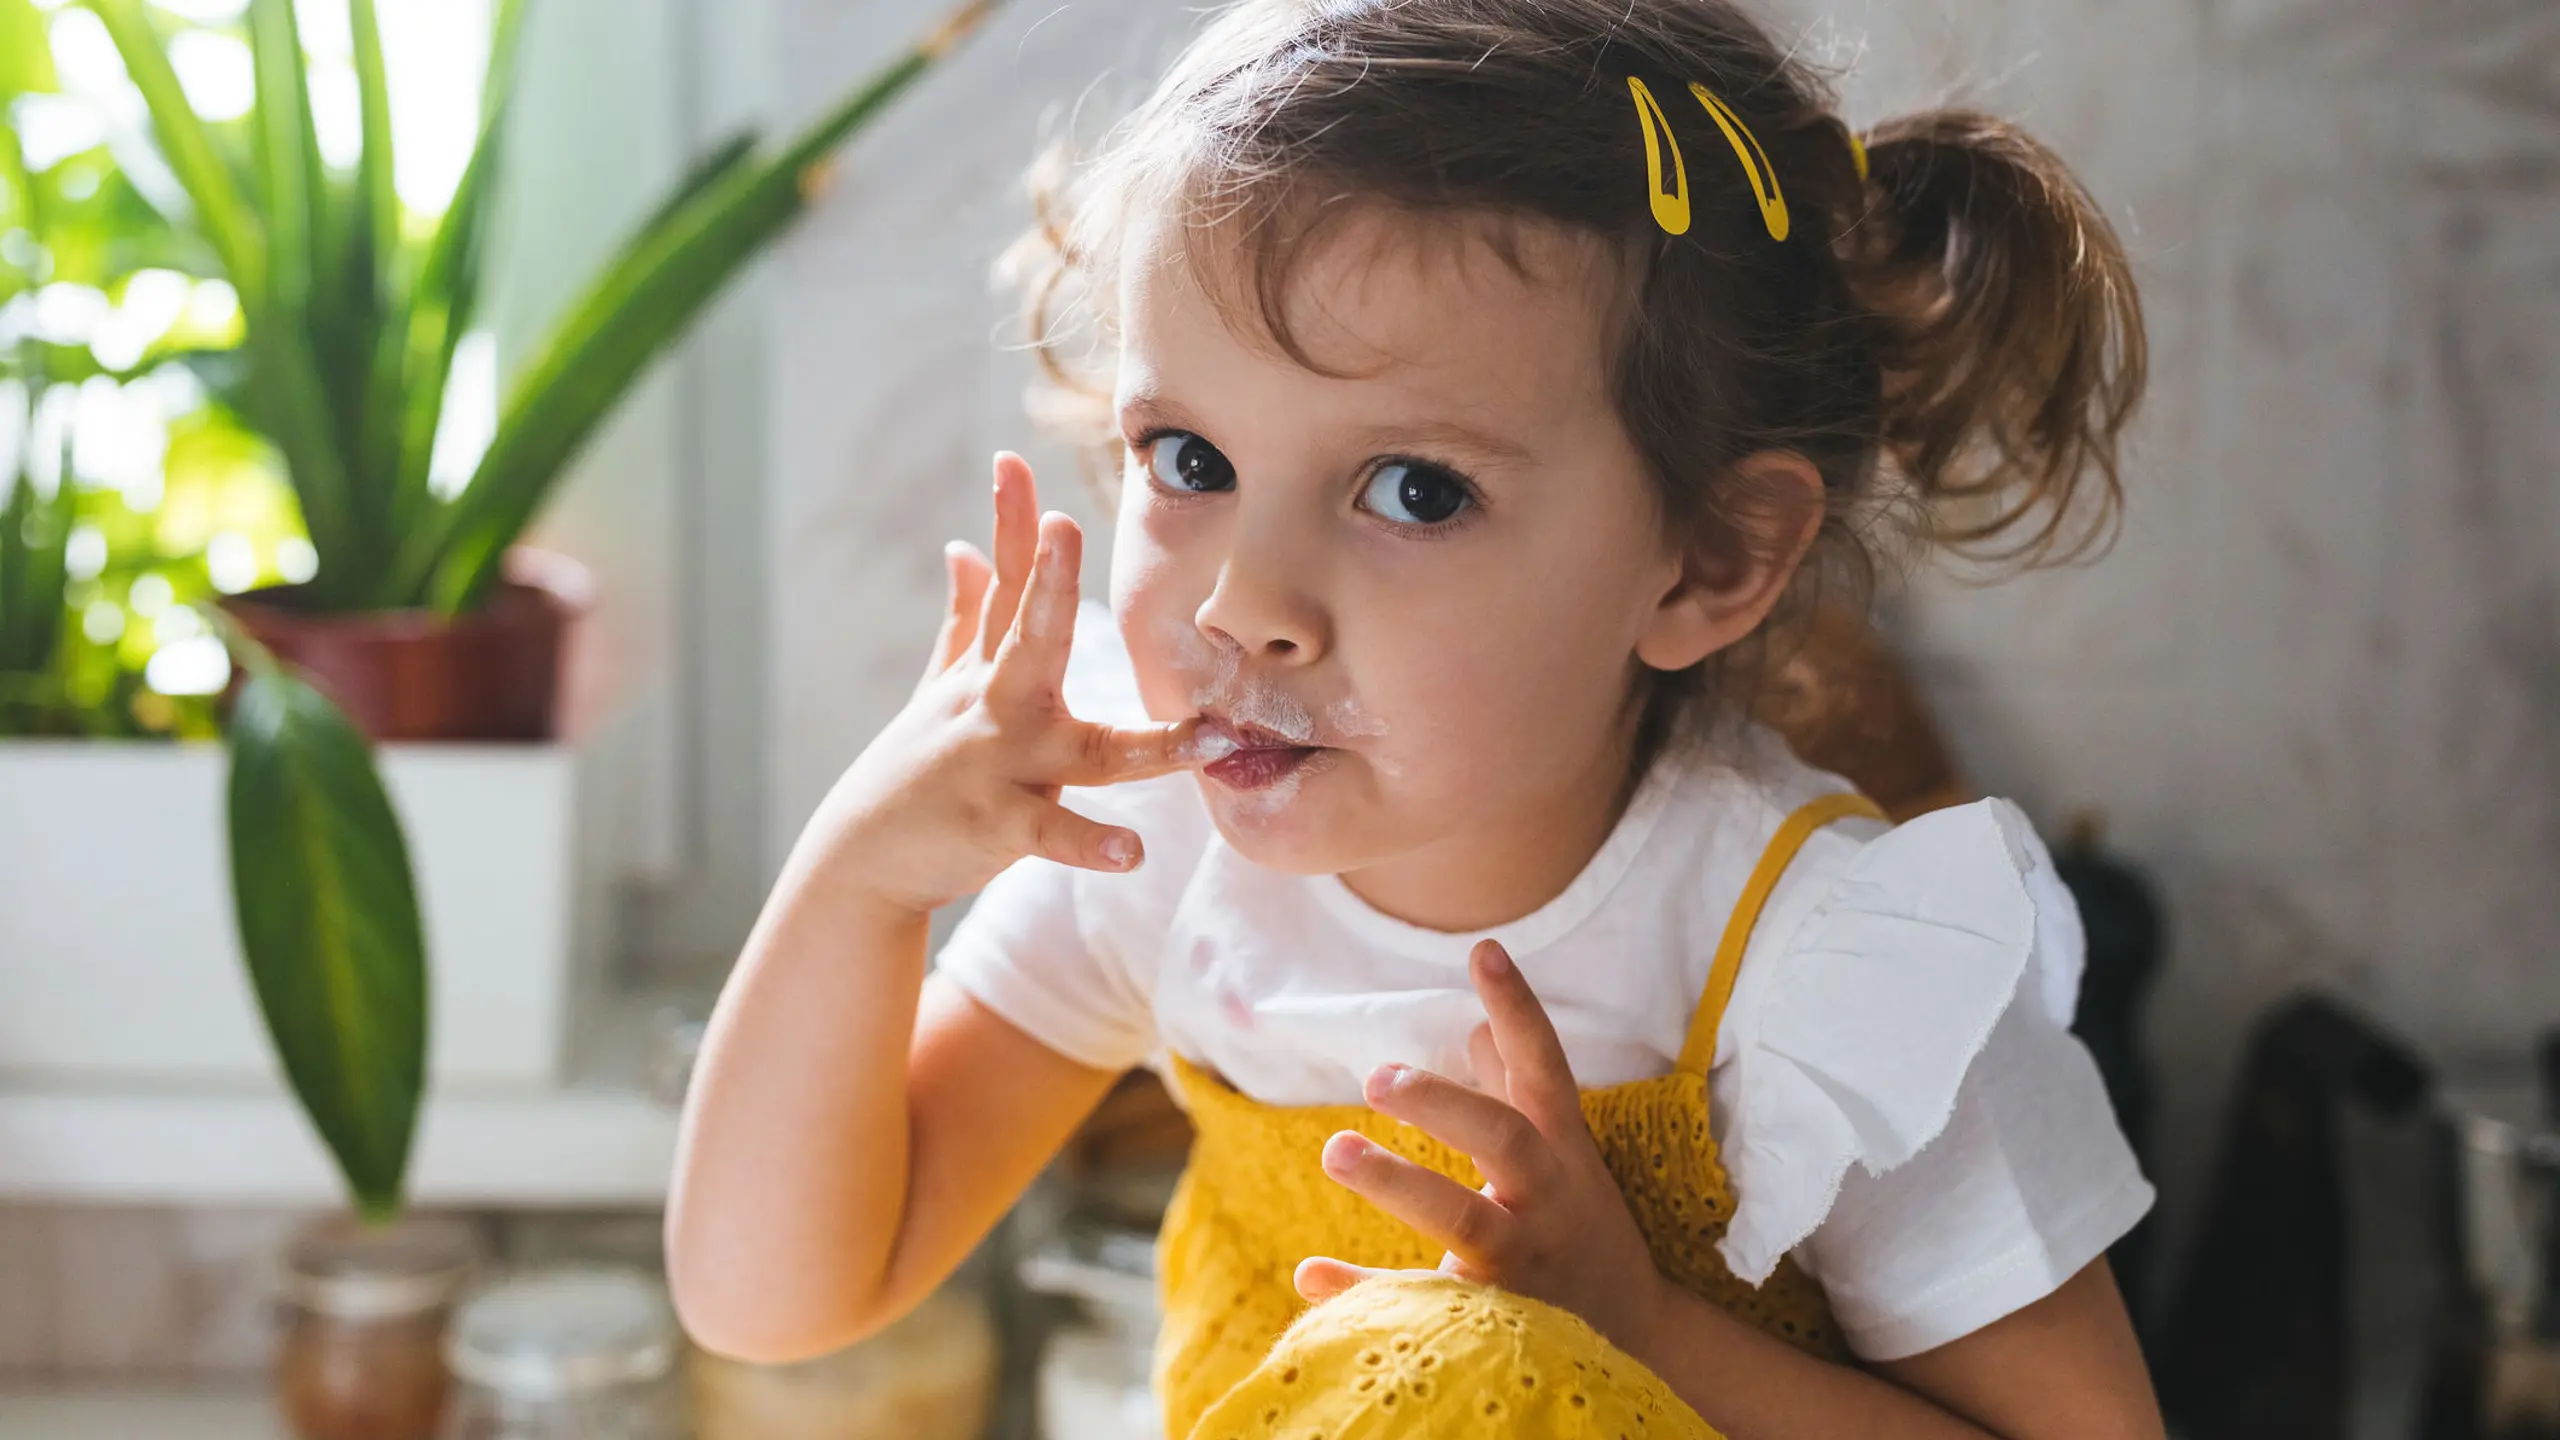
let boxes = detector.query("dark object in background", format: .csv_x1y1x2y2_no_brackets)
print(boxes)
2427,1029,2560,1440
2053,817,2166,1331
2537,1031,2560,1342
2155,995,2434,1440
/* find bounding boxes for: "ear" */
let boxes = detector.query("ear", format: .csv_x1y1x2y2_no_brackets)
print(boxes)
1635,451,1827,672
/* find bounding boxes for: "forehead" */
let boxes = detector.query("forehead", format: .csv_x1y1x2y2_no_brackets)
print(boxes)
1114,201,1626,437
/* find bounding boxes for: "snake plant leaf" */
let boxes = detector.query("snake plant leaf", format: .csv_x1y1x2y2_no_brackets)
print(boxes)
347,0,396,290
408,0,996,612
82,0,265,309
641,130,761,238
245,0,321,316
379,91,508,557
226,672,426,1220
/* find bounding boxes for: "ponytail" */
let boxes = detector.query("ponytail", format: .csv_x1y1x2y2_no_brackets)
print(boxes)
1848,110,2146,562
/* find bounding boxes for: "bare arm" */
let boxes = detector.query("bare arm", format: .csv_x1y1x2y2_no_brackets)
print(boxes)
1638,1258,2163,1440
667,918,1119,1360
666,454,1211,1362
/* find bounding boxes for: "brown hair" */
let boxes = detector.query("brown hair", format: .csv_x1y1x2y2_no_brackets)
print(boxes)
1003,0,2145,764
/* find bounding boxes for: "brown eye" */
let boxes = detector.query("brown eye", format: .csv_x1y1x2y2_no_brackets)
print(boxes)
1360,461,1471,526
1144,433,1235,494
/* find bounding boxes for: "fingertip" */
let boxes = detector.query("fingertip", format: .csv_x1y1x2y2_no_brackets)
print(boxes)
1100,830,1141,870
1363,1062,1408,1105
1472,937,1514,980
1320,1130,1369,1177
1179,718,1240,765
1292,1256,1339,1302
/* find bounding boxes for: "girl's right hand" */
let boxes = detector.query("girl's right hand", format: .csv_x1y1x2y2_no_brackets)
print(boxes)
806,452,1222,917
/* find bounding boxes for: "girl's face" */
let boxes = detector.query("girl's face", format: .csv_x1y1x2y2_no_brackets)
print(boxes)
1107,206,1697,929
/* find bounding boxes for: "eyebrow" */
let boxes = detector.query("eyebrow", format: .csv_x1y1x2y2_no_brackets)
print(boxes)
1117,389,1541,468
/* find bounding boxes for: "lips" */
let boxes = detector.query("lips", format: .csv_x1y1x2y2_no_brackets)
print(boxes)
1197,711,1323,792
1204,744,1319,790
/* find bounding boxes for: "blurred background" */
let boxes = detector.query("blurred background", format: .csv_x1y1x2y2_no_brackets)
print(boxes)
0,0,2553,1436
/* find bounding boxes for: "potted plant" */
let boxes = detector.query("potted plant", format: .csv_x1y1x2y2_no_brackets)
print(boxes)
55,0,1001,1218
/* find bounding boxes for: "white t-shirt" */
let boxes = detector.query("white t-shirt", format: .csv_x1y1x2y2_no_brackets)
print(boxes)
936,606,2154,1361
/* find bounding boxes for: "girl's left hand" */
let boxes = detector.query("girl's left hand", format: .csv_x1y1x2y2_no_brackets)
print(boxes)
1297,938,1673,1362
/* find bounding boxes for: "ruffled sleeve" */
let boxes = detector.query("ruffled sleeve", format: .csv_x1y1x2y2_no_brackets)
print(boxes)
1712,798,2051,1286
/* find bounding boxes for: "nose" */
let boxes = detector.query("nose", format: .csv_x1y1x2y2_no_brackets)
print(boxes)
1193,515,1329,665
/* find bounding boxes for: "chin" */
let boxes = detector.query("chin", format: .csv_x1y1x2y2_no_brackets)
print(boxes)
1193,768,1358,874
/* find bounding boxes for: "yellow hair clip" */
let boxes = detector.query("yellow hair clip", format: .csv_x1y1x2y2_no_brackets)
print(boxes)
1625,76,1691,235
1625,76,1790,243
1688,83,1788,242
1843,124,1869,183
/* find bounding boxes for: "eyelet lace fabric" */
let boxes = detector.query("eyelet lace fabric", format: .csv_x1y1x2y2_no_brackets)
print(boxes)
1156,1055,1843,1439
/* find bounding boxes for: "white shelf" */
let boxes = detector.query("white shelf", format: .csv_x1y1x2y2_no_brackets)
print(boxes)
0,989,692,1208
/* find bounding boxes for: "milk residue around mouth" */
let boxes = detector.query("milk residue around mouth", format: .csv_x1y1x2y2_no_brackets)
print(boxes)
1157,613,1389,809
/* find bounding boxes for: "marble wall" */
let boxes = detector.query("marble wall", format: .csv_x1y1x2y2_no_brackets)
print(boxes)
761,0,2560,1295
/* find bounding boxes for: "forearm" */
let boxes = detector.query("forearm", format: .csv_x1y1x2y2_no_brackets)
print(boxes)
668,826,931,1360
1631,1282,1994,1440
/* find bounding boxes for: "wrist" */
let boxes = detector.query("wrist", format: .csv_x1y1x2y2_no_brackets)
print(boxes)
1615,1268,1689,1379
780,801,940,928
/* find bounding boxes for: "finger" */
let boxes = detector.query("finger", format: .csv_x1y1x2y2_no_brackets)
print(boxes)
1292,1256,1388,1304
1363,1062,1552,1199
1011,795,1142,874
924,541,994,682
1467,1021,1507,1097
1470,939,1583,1139
988,513,1081,710
1321,1131,1512,1268
1042,715,1232,787
975,453,1042,661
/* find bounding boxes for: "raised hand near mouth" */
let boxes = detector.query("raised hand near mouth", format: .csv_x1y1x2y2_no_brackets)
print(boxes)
817,451,1228,916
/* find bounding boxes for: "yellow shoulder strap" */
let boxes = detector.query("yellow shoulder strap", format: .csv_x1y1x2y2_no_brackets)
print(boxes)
1675,791,1888,1076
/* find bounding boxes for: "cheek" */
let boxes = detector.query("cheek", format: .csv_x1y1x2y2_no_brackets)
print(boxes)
1109,505,1214,722
1348,578,1628,786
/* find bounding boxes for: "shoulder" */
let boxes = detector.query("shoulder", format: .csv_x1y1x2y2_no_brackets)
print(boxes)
1700,760,2102,1289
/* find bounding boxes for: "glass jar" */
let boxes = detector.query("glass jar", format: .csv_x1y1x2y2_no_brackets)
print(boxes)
441,1264,685,1440
276,1214,481,1440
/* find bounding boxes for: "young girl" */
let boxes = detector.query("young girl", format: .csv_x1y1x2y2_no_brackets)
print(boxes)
670,0,2163,1434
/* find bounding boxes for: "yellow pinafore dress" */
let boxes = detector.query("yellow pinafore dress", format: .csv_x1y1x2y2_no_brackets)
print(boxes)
1152,792,1885,1439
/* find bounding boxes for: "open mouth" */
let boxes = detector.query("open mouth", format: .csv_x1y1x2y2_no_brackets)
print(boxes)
1197,714,1324,792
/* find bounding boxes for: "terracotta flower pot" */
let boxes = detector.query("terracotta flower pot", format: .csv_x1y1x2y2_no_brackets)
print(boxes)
224,550,593,743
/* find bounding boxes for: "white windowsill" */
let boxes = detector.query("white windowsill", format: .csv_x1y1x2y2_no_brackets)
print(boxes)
0,987,688,1208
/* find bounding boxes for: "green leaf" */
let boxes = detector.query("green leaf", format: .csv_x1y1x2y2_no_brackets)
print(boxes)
225,672,426,1220
0,0,57,102
245,0,320,315
377,81,508,552
405,2,995,611
338,0,395,510
637,130,760,238
82,0,267,309
0,468,71,676
346,0,395,274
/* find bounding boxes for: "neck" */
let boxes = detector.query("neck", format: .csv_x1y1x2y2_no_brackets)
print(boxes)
1337,730,1648,934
